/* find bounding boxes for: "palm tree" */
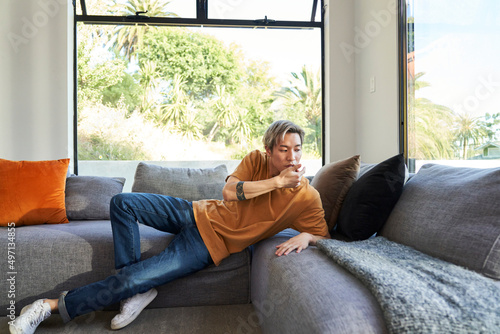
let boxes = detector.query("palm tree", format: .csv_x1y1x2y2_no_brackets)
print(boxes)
158,74,195,127
207,85,238,142
111,0,177,59
231,111,253,148
178,111,202,141
152,74,202,140
274,66,322,155
275,66,322,122
138,60,161,113
408,72,455,160
453,113,489,159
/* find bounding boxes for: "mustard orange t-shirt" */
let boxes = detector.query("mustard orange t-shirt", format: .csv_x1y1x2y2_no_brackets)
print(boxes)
193,150,328,266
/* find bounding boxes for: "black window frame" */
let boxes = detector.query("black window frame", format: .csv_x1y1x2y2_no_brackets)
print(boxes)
72,0,325,173
398,0,408,167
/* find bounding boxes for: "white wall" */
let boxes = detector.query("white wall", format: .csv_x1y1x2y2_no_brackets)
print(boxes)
0,0,73,166
325,0,400,164
354,0,399,163
1,0,399,167
324,0,356,163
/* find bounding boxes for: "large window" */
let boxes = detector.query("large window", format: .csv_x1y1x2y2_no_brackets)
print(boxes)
405,0,500,172
75,0,324,187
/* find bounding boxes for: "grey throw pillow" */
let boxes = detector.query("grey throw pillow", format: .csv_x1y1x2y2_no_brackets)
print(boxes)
65,176,126,220
132,163,228,201
380,163,500,280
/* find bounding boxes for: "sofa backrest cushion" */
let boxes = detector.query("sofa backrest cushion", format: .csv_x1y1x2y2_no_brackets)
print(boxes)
335,154,407,240
65,175,126,220
310,155,360,231
380,163,500,280
132,162,228,201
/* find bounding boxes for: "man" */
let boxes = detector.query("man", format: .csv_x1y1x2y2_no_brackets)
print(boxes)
10,120,330,334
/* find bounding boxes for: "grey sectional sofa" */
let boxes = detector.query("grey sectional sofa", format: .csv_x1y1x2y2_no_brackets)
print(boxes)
1,160,500,333
252,163,500,333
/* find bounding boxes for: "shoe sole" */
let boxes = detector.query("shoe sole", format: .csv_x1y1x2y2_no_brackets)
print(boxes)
111,289,158,330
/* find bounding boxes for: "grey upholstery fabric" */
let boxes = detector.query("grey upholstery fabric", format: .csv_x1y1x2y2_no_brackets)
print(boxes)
132,163,228,201
0,221,250,316
251,230,387,334
317,237,500,333
0,305,261,333
380,164,500,280
65,176,125,220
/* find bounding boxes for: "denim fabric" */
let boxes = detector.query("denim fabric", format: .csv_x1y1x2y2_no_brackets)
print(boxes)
59,193,213,321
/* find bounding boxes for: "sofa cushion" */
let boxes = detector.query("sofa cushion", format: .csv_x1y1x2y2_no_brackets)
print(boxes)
380,163,500,280
336,154,406,240
132,163,227,201
310,155,360,231
251,230,386,334
0,158,70,226
0,221,251,315
65,176,126,220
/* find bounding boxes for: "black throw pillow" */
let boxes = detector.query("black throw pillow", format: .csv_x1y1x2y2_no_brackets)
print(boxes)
336,153,406,240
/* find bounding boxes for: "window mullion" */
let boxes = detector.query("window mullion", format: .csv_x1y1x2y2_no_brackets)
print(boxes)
311,0,318,22
79,0,87,16
198,0,208,21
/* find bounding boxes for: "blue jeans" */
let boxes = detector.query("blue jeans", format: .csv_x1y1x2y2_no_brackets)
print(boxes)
58,193,213,322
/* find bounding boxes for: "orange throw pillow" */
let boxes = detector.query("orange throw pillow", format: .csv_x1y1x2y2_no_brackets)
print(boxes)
0,158,70,226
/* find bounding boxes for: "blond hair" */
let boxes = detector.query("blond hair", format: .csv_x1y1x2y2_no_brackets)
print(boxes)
263,120,305,152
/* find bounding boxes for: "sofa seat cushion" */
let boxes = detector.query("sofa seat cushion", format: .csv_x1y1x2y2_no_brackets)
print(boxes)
0,221,250,315
251,230,387,334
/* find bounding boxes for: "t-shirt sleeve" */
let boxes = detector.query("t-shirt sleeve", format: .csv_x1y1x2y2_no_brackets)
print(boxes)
225,150,263,182
290,193,329,237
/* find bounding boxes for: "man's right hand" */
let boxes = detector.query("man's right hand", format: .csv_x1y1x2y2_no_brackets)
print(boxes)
277,164,306,188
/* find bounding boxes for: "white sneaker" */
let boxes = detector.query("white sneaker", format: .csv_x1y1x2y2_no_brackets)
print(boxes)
111,288,158,330
9,299,51,334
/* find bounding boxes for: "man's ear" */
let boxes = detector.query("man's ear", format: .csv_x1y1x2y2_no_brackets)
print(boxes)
265,145,272,157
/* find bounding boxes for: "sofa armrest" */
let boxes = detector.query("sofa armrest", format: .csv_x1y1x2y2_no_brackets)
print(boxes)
250,231,387,334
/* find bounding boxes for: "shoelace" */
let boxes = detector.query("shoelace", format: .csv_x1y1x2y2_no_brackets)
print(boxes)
122,299,141,313
27,303,46,328
120,297,133,313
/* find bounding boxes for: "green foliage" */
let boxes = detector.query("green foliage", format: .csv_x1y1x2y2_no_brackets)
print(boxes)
101,72,142,112
453,112,490,159
78,133,151,160
78,21,323,161
111,0,178,59
77,30,128,104
273,66,322,157
484,113,500,140
137,28,243,100
408,72,500,160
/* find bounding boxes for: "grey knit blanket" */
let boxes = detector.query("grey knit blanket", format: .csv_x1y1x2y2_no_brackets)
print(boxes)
316,237,500,334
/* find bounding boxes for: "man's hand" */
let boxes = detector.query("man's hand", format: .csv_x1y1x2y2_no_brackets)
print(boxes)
276,164,306,188
275,232,313,256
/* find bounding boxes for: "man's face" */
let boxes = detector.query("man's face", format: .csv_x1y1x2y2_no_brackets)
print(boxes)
266,132,302,176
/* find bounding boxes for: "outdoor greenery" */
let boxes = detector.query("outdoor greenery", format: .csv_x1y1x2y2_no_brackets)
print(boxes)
77,1,322,161
407,15,500,161
408,72,500,160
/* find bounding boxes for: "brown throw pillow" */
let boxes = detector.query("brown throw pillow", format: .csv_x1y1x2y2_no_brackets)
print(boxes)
310,155,360,231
